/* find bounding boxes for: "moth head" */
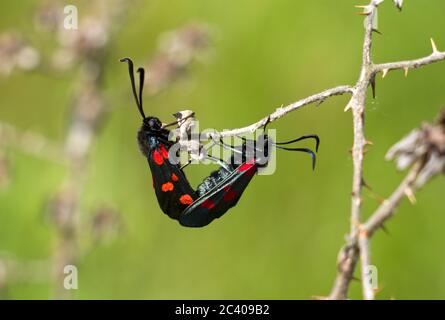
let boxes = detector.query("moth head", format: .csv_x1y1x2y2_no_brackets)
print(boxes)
143,116,163,131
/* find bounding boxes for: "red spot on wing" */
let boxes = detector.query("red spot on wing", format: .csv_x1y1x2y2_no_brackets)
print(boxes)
152,149,164,165
161,182,174,192
237,162,256,177
200,199,215,210
159,144,169,159
238,162,254,172
180,194,193,205
171,173,179,182
223,186,237,202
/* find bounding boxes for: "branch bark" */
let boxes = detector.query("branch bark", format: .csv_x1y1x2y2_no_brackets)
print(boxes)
326,1,445,300
374,40,445,76
203,85,353,139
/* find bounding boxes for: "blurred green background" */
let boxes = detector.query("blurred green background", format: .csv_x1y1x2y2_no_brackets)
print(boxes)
0,0,444,299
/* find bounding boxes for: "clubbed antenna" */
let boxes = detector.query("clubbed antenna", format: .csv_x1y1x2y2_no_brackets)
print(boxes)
275,146,317,170
137,67,145,116
275,134,320,152
120,57,146,119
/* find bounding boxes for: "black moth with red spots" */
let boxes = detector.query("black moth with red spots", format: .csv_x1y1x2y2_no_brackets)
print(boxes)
121,58,319,227
179,145,264,227
179,132,319,227
121,58,198,222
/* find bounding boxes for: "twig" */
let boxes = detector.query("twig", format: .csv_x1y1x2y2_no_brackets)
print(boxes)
330,0,379,301
328,243,359,300
357,159,426,299
323,1,445,300
374,39,445,76
363,160,425,237
203,85,353,139
197,1,445,300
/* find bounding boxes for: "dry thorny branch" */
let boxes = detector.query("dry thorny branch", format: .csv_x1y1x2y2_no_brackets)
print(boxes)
203,0,445,300
0,0,444,299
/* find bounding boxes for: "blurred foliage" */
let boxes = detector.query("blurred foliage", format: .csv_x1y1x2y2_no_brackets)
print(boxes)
0,0,444,299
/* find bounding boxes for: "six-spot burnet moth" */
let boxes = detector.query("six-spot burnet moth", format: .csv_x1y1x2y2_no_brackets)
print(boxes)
121,57,319,227
180,125,319,227
120,57,199,221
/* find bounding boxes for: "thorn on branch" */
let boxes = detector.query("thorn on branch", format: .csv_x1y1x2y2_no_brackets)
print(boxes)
393,0,403,11
404,67,409,77
363,178,386,204
380,223,390,235
344,99,353,112
355,5,373,16
355,0,384,15
370,74,377,98
404,187,417,204
431,38,439,54
316,98,326,107
361,177,371,189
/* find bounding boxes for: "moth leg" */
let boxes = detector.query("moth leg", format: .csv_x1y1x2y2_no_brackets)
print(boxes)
217,138,243,154
180,155,231,171
199,140,233,170
180,160,191,170
206,155,232,171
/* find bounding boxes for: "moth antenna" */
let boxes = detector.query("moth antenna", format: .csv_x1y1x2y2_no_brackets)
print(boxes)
275,134,320,152
120,57,145,119
137,67,146,119
275,146,317,170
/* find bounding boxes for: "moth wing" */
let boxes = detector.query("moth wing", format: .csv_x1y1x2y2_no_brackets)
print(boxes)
148,143,197,220
179,162,257,227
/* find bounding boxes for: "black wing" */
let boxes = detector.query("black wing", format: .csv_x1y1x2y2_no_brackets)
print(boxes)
179,162,258,227
147,142,198,220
